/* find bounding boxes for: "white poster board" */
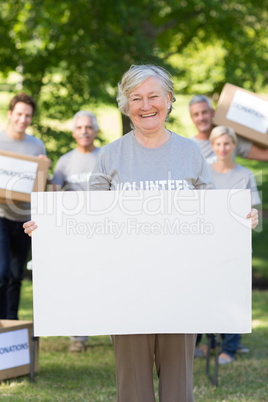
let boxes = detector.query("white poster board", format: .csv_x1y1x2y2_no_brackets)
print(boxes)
31,189,252,336
0,155,38,194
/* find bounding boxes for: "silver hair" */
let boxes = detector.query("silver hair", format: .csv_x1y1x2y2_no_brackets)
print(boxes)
72,110,99,131
117,64,176,121
210,126,237,144
189,95,213,110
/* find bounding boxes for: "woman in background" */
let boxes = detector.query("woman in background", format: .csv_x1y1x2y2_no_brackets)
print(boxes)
209,125,261,365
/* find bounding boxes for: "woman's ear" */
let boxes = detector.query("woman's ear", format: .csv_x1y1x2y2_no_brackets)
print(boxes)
167,93,172,109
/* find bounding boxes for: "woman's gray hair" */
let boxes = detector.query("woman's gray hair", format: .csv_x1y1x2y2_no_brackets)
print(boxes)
117,64,176,121
72,110,99,131
210,126,237,144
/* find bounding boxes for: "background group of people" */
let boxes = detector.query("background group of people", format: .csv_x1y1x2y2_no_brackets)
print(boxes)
189,96,262,365
1,64,262,401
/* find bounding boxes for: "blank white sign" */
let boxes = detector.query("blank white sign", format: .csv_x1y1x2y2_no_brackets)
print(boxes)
31,189,252,336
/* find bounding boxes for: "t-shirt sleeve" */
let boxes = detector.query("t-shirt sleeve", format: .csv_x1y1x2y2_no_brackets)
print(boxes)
236,135,252,158
32,136,46,156
50,158,65,187
88,148,111,191
32,137,46,156
39,141,46,156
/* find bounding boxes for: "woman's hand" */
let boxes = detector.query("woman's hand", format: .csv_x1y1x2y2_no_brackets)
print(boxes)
247,208,259,229
23,220,38,237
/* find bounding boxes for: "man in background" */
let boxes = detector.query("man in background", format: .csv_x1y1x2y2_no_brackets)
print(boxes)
0,93,47,320
51,110,100,352
189,95,268,164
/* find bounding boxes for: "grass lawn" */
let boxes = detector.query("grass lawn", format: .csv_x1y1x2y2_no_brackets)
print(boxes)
0,280,268,401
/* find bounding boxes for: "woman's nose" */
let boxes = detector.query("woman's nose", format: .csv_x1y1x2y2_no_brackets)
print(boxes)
141,98,151,110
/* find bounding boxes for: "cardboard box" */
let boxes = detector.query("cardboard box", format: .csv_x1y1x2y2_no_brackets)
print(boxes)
0,150,50,203
213,83,268,147
0,320,38,381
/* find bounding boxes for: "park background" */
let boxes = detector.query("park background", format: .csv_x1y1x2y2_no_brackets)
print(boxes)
0,0,268,400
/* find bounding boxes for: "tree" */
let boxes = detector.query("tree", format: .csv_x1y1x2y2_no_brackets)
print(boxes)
0,0,267,137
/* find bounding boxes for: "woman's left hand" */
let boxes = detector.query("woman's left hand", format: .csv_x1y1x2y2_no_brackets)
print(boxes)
247,208,259,229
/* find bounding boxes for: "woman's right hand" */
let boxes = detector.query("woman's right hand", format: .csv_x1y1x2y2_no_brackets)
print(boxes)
23,220,38,237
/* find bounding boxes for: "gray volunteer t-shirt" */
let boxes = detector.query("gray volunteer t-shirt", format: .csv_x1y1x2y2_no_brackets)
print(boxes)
0,129,46,222
192,135,252,164
51,148,100,191
209,164,261,206
89,131,214,191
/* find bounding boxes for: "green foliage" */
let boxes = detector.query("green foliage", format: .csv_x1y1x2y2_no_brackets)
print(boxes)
32,123,77,171
0,0,267,125
252,219,268,285
171,41,227,95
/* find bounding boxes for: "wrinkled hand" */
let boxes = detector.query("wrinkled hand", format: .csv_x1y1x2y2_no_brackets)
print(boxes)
23,220,38,237
247,208,259,229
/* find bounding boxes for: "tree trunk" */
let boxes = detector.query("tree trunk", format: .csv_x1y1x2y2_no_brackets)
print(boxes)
121,113,132,135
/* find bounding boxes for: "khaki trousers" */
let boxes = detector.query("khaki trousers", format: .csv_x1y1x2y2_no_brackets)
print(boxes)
111,334,196,402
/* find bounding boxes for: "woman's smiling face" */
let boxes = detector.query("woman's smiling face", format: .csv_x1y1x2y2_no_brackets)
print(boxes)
127,76,171,135
212,133,237,161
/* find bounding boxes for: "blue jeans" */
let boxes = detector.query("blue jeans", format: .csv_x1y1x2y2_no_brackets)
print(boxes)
196,334,241,358
0,217,31,319
222,334,241,358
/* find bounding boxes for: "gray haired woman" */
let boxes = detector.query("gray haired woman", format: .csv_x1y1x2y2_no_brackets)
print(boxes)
89,64,213,402
24,65,258,402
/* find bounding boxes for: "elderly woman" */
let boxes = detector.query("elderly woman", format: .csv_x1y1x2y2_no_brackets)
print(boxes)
24,65,258,401
209,125,261,365
87,65,215,401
